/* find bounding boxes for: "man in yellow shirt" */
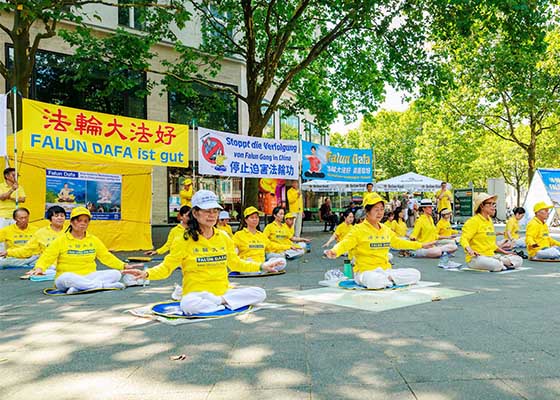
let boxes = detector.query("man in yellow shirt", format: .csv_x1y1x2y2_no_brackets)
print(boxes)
410,199,458,257
287,180,304,237
526,202,560,259
460,193,522,271
0,168,26,231
0,206,65,272
0,207,38,268
179,178,193,207
435,182,453,215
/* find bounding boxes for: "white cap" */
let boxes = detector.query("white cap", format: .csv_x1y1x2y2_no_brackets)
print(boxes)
191,190,223,210
219,211,230,220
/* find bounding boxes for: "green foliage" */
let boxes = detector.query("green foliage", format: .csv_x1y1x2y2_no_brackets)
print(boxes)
423,0,560,184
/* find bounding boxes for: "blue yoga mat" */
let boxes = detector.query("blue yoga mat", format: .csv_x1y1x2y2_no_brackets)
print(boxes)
151,302,252,319
228,270,285,278
338,279,410,291
43,287,122,296
1,265,33,270
30,275,55,282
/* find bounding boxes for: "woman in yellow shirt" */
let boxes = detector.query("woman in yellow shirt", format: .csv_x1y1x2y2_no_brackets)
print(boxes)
502,207,526,249
29,207,142,293
125,191,282,315
323,210,354,248
460,193,522,271
216,210,234,238
325,194,434,289
410,199,458,257
390,207,408,238
232,206,287,272
436,208,459,239
263,207,305,259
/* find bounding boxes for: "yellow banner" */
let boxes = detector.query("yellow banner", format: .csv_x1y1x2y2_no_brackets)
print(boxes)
21,99,188,167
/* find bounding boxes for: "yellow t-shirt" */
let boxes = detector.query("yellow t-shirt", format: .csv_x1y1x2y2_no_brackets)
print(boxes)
334,222,352,242
216,224,233,238
435,189,452,212
35,231,124,277
264,221,300,248
391,219,408,237
0,224,38,250
332,220,421,273
179,187,193,207
287,187,303,213
156,224,185,255
436,219,457,237
460,213,498,262
233,228,289,268
147,229,260,295
505,216,520,240
410,214,438,243
526,217,560,258
0,182,26,219
7,225,63,258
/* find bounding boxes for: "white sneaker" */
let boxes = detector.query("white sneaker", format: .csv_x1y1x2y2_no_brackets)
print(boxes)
122,273,149,287
171,284,182,301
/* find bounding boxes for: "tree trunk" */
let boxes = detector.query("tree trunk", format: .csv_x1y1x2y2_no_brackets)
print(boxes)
243,108,267,208
527,142,536,186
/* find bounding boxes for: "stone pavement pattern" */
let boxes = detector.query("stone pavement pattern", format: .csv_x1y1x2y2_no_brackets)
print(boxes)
2,224,560,399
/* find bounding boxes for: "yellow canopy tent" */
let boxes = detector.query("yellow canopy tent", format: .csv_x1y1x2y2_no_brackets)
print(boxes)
7,99,189,251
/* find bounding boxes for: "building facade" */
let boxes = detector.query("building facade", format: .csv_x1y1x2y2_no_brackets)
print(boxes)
0,3,328,224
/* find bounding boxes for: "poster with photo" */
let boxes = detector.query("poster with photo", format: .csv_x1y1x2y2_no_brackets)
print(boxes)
45,169,122,220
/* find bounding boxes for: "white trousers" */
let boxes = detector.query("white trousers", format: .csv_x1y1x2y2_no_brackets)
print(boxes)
180,287,266,315
535,247,560,259
468,255,523,272
267,248,304,260
414,241,458,258
55,270,122,291
354,267,421,290
0,255,38,268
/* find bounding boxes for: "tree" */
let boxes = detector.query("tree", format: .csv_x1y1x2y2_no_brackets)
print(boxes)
63,0,437,206
345,108,420,179
424,0,560,186
0,1,188,98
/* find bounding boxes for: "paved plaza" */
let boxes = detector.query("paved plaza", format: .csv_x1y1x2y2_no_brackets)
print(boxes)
2,224,560,399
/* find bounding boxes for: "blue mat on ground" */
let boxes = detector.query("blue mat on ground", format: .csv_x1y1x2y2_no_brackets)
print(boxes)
338,279,410,291
529,258,560,262
43,287,123,296
30,275,55,282
126,256,164,262
1,265,33,270
228,270,285,278
151,302,252,319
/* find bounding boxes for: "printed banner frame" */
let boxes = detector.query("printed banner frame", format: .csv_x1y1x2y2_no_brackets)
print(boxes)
198,127,299,180
22,99,189,167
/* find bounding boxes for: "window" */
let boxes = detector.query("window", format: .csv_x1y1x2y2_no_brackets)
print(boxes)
280,110,299,140
261,105,275,139
168,81,238,133
6,46,146,118
305,120,322,144
118,0,147,30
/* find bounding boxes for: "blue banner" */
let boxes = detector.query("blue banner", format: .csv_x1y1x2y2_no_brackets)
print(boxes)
301,141,372,182
539,169,560,206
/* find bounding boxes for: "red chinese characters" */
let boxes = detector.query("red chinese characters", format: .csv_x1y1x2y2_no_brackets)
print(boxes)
75,113,103,136
42,108,71,132
154,125,176,145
